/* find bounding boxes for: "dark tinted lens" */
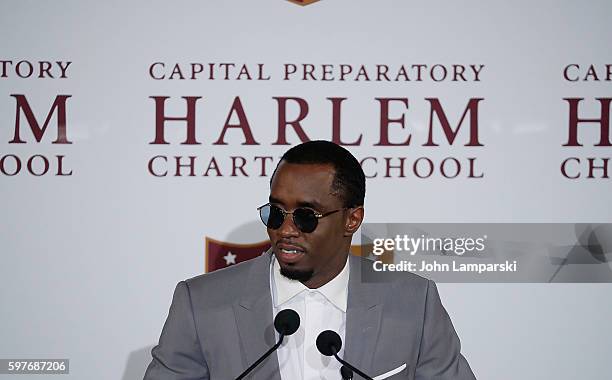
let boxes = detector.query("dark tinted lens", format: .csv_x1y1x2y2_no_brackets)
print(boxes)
265,204,285,229
293,208,318,233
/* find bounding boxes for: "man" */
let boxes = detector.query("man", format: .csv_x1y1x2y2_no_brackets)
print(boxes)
144,140,476,380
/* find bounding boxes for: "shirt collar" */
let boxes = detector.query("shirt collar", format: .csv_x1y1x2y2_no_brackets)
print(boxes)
271,255,350,312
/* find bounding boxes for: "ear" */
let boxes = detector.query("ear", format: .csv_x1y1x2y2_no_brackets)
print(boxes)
344,207,364,236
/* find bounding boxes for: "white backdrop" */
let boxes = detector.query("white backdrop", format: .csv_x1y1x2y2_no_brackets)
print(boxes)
1,1,611,379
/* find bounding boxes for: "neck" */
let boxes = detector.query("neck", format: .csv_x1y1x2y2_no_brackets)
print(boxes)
302,252,349,289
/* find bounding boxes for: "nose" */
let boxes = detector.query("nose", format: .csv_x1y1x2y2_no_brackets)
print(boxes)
278,212,300,238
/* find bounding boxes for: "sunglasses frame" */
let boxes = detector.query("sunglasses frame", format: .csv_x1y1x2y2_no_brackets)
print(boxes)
257,203,344,233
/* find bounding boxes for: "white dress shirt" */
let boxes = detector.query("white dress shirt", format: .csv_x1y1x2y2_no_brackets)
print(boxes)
270,255,350,380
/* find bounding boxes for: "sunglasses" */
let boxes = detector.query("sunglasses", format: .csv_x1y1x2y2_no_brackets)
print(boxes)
257,203,343,233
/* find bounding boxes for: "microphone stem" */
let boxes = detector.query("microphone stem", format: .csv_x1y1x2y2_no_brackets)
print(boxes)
235,333,285,380
331,348,373,380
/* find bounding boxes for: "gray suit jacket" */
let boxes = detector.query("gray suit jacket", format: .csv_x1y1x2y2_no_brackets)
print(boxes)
144,252,476,380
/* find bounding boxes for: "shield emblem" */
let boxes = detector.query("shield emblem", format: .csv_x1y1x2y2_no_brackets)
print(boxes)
205,237,271,272
286,0,321,6
205,237,394,273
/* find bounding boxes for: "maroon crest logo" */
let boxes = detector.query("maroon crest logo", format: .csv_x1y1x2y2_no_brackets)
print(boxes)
205,237,271,273
286,0,321,6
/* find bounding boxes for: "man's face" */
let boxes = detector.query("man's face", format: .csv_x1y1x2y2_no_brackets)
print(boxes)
267,161,358,288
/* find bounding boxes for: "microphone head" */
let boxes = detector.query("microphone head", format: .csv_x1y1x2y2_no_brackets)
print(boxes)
274,309,300,336
316,330,342,356
340,365,354,380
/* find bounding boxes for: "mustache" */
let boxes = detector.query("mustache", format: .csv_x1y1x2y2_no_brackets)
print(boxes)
275,239,307,251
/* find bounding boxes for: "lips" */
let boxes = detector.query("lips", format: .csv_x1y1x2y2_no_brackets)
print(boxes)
276,242,306,264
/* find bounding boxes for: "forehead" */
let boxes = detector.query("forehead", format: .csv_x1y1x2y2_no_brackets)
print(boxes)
269,162,339,208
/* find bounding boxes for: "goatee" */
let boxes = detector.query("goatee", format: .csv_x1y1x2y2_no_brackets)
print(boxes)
280,267,314,282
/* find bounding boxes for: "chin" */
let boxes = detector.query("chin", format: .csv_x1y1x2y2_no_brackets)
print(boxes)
280,266,314,282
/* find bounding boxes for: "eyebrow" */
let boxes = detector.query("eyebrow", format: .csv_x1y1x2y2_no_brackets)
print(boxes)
269,196,325,211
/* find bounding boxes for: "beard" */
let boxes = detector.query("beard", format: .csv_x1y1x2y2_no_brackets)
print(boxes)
280,266,314,282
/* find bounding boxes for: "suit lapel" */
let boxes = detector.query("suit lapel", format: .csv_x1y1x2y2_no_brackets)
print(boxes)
344,255,383,376
233,252,282,380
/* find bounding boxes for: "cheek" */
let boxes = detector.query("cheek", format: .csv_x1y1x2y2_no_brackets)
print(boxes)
267,229,278,241
310,227,343,248
326,220,347,237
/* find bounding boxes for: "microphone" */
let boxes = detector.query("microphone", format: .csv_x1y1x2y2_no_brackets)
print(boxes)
316,330,373,380
235,309,300,380
274,308,300,336
340,365,354,380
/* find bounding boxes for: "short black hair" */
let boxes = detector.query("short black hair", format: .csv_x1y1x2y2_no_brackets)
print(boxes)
272,140,365,207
